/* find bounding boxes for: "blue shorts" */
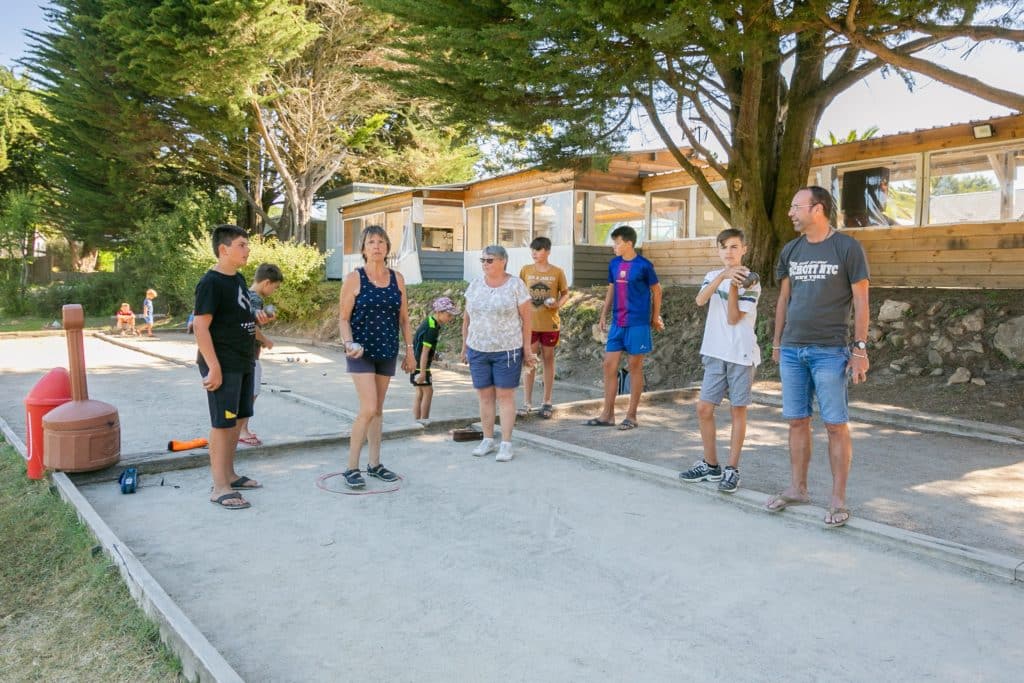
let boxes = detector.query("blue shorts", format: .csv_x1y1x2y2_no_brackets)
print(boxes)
700,356,756,407
467,347,523,390
605,324,653,356
779,346,850,424
346,355,397,376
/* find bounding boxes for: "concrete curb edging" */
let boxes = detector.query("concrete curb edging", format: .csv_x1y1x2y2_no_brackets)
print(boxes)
0,415,243,683
512,428,1024,585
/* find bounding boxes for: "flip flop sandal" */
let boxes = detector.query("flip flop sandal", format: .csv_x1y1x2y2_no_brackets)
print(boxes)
238,435,263,446
617,419,638,430
584,418,615,427
516,405,533,418
539,404,554,419
765,493,811,513
230,476,262,490
824,507,851,528
210,493,251,510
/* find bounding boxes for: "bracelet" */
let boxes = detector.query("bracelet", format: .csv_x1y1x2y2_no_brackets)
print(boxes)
852,352,868,359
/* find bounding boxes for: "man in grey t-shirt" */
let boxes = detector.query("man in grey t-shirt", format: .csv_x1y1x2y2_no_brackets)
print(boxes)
765,186,870,529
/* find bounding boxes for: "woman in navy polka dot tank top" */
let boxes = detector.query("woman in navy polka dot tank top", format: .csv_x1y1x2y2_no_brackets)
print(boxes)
338,225,415,489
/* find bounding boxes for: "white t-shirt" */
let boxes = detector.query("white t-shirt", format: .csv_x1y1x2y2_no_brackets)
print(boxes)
464,276,531,352
698,268,762,367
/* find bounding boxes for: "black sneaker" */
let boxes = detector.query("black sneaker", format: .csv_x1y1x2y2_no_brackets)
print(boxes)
366,464,398,482
718,466,740,493
678,460,723,482
341,468,365,489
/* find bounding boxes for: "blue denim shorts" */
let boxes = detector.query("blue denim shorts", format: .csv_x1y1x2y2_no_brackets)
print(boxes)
346,355,397,377
467,347,523,389
779,346,850,424
699,356,756,407
605,324,653,355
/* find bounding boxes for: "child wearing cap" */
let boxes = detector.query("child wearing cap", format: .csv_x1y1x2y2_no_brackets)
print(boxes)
411,296,460,425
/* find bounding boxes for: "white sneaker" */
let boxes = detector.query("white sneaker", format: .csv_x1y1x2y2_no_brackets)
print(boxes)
472,437,498,457
495,441,514,462
416,418,431,427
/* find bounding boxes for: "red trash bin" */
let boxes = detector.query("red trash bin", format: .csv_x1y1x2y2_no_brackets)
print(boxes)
23,367,72,480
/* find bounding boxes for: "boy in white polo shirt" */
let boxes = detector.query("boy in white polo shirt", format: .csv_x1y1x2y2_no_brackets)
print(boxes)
679,228,762,493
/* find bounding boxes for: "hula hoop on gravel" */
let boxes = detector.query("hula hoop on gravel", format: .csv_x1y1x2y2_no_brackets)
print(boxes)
315,470,403,495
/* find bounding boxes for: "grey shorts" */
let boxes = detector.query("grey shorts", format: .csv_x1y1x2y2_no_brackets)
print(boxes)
699,355,756,407
253,359,262,397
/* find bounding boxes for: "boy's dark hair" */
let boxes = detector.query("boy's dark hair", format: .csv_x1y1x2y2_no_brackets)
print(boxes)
800,185,837,226
530,236,552,251
610,225,637,246
716,228,746,248
360,225,390,262
254,262,284,283
211,224,248,258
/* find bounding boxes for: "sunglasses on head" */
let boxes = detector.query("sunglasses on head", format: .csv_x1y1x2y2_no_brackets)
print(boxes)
479,257,496,264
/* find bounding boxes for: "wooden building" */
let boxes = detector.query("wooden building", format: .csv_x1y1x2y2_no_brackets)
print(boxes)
328,114,1024,288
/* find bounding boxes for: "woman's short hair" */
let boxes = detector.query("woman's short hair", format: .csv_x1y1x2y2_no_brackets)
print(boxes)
360,225,390,262
482,245,508,261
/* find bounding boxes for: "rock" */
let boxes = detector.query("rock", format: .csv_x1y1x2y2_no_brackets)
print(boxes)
971,377,986,386
957,341,984,354
867,325,884,343
889,361,904,373
961,309,985,333
591,324,606,344
907,365,924,377
887,334,904,349
926,301,945,316
947,367,971,385
878,299,912,322
927,349,943,366
909,332,929,348
993,315,1024,363
889,320,905,330
930,368,945,377
946,321,965,337
932,335,954,353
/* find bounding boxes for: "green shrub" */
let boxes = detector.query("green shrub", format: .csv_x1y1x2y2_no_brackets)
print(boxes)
26,271,136,319
241,237,328,323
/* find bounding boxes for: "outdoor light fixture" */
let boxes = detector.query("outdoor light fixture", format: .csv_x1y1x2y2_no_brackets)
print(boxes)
972,123,994,139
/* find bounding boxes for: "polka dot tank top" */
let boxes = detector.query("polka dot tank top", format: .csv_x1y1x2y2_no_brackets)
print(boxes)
351,267,401,360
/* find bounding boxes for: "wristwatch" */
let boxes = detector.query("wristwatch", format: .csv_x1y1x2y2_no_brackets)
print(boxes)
851,340,867,351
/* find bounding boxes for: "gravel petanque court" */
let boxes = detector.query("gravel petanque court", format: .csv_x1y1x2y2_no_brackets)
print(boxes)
78,434,1024,682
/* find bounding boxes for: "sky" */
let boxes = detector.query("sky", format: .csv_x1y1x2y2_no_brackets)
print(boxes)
3,1,1021,149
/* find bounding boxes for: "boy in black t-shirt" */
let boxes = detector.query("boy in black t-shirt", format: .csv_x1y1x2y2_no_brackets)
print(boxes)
193,224,264,510
410,296,460,425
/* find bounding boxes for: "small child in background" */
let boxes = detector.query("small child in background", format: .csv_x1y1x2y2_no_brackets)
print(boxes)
238,263,284,446
141,289,158,337
115,302,138,336
410,296,460,426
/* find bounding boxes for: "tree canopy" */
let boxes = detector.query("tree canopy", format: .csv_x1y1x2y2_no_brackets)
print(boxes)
370,0,1024,275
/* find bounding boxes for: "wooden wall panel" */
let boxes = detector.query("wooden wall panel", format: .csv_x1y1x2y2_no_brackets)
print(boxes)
642,239,719,286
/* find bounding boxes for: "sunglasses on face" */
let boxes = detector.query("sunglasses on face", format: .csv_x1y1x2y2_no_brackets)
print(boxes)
479,257,497,264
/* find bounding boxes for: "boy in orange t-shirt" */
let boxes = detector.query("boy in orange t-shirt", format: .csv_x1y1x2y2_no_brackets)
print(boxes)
518,236,569,419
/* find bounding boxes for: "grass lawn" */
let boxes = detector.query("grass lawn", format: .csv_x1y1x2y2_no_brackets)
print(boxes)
0,316,112,333
0,439,183,681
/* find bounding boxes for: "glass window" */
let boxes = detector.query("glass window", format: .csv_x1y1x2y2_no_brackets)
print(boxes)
343,217,361,254
497,200,531,248
592,193,645,245
466,206,494,250
532,192,573,246
649,188,689,241
695,181,730,237
927,146,1024,224
421,204,462,252
385,211,405,255
574,192,587,244
835,159,917,228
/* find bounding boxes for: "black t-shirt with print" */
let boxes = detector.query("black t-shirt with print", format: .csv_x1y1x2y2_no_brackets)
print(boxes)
194,270,256,372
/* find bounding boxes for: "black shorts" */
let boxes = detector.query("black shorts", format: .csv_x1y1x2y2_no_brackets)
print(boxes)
198,359,254,428
410,370,433,386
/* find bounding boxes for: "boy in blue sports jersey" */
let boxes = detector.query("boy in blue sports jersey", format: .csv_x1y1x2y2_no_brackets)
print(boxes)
585,225,663,430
